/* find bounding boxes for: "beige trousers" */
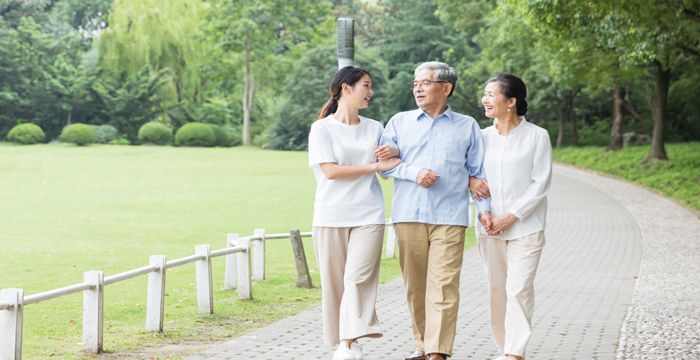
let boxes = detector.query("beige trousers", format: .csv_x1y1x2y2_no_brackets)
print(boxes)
478,231,545,357
312,225,384,346
394,223,466,356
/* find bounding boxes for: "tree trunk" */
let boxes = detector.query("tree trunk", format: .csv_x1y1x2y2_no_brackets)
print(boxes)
557,90,576,148
608,86,625,151
647,61,670,161
242,39,252,146
67,108,73,126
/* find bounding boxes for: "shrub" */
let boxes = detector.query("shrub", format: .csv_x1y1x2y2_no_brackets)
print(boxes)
138,122,173,145
61,123,96,146
7,123,45,144
94,125,119,144
110,137,131,145
175,122,216,147
208,124,240,147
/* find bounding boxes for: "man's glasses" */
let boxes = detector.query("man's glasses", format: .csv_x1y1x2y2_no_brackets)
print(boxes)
412,80,449,88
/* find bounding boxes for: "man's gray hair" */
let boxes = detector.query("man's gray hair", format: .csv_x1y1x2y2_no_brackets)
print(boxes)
415,61,457,97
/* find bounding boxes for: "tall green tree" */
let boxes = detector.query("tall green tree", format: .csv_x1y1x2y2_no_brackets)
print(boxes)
210,0,332,145
525,0,700,160
98,0,211,117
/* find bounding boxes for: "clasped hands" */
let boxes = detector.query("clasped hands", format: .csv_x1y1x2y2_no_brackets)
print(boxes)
479,212,518,236
470,178,517,236
373,145,401,172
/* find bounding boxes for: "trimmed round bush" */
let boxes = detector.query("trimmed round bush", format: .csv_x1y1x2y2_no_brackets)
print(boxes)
138,122,173,145
7,123,45,144
61,123,96,146
207,124,240,147
175,122,216,147
94,124,119,144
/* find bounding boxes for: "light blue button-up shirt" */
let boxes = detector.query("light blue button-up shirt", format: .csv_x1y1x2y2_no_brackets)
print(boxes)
380,107,490,227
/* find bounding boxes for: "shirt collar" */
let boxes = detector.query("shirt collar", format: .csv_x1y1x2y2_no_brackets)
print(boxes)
416,105,453,122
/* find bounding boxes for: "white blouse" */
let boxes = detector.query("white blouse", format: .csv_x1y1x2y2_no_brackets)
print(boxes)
477,117,552,240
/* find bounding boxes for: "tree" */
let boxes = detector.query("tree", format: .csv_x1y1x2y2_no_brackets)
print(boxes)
90,66,172,142
210,0,332,145
98,0,211,118
524,0,700,160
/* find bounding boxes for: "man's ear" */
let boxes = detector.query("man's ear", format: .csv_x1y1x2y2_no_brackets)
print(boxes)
444,83,453,97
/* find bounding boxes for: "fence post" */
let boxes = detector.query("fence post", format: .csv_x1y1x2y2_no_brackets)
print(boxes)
83,271,104,353
0,288,24,360
146,255,166,333
195,245,213,314
386,224,396,258
234,237,252,299
224,233,239,290
289,229,313,289
252,228,266,280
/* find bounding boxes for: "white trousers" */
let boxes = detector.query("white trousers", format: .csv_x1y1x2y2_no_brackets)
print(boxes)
312,225,385,346
478,231,545,358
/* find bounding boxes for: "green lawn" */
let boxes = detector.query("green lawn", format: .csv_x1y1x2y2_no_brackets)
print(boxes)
554,142,700,211
0,144,475,359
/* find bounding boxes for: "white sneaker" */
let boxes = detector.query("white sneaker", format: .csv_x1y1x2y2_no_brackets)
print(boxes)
332,344,355,360
350,342,363,360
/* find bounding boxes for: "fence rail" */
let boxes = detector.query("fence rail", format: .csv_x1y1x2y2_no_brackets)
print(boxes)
0,224,398,360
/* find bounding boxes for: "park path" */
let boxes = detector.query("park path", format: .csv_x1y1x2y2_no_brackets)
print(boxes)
185,164,699,359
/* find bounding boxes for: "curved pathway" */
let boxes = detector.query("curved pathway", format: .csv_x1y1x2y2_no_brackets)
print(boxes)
186,164,699,359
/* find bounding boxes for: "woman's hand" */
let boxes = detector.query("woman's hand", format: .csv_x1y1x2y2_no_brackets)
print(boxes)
376,157,401,172
487,212,518,236
374,145,399,160
469,177,490,200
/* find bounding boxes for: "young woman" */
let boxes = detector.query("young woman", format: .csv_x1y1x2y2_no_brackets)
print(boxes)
308,66,400,360
476,74,552,360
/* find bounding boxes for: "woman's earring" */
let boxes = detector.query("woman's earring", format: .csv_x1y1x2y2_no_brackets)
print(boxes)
507,108,511,112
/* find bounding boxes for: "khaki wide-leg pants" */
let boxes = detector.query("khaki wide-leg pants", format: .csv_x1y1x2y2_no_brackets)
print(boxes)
312,224,385,346
394,222,466,356
478,231,545,358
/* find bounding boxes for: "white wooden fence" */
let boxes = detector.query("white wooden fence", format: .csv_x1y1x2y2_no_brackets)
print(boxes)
0,224,399,360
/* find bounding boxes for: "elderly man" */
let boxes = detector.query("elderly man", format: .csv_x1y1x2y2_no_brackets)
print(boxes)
375,61,490,360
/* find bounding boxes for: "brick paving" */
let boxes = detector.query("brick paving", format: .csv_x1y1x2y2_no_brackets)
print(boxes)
187,164,645,359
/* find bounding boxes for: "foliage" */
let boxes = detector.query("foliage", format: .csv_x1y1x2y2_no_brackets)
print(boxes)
93,124,119,144
137,121,172,145
91,66,172,142
263,40,388,150
60,123,96,145
554,143,700,210
175,122,216,147
208,124,239,147
99,0,210,105
7,123,45,144
0,15,88,139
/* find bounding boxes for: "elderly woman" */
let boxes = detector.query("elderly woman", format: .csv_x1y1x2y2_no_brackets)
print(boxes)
476,74,552,360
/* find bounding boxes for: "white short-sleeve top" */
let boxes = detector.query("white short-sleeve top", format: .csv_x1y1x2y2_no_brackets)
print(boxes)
308,115,386,227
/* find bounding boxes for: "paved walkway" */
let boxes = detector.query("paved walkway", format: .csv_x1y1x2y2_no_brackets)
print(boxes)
187,164,699,359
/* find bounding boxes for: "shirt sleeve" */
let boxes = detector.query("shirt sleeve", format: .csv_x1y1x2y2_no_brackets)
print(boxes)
308,122,336,167
508,130,553,219
379,117,422,182
466,120,487,179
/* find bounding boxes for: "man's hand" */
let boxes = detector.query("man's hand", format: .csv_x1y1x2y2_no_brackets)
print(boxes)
373,145,399,160
416,169,439,188
487,212,518,236
479,212,493,233
469,177,491,201
376,157,401,172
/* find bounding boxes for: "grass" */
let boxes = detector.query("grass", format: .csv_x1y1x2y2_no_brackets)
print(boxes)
0,144,475,359
554,142,700,211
